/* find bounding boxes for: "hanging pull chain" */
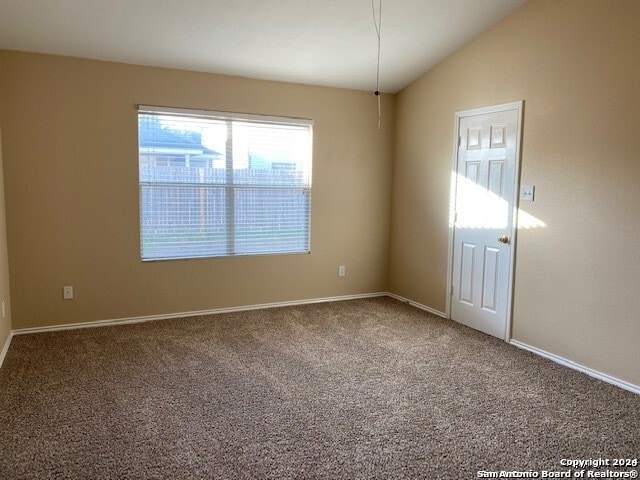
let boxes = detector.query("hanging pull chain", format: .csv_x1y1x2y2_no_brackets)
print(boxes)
372,0,382,130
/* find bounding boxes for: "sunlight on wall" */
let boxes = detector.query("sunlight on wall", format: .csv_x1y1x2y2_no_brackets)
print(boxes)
516,209,546,229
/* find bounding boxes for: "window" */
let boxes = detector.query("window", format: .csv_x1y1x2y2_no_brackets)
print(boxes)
138,106,313,261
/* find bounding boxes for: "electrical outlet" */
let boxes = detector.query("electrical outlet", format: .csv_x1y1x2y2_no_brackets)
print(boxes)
63,286,74,300
338,265,345,277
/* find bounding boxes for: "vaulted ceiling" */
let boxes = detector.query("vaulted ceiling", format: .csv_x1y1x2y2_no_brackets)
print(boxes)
0,0,527,92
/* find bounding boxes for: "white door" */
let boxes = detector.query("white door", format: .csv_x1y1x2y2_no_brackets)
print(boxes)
450,103,522,340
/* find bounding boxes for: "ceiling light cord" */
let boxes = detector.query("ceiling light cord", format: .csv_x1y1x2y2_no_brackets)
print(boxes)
372,0,382,130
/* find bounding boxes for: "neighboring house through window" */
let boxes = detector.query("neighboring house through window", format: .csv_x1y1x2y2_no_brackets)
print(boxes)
138,106,313,261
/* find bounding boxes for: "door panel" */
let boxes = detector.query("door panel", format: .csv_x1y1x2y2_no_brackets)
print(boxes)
460,243,476,305
481,246,499,312
466,162,479,183
488,161,504,196
451,106,519,339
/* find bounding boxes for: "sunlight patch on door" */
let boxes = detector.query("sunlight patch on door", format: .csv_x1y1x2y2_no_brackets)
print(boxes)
449,172,545,229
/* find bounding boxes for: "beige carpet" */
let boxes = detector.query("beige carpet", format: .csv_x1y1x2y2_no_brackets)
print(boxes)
0,297,638,479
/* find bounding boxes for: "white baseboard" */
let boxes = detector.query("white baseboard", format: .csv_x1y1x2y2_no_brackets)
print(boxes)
385,292,448,318
0,331,13,369
12,292,389,335
510,340,640,396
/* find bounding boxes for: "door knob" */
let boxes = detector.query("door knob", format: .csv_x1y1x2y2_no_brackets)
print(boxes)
498,235,510,244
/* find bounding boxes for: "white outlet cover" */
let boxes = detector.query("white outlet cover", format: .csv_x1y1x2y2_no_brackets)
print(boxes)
63,286,74,300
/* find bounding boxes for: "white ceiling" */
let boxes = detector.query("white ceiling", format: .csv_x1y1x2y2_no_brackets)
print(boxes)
0,0,526,93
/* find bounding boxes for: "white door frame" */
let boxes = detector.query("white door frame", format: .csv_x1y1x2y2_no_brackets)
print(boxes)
445,101,524,342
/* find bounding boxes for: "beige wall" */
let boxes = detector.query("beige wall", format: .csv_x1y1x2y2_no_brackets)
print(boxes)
389,0,640,386
0,126,12,349
0,51,395,329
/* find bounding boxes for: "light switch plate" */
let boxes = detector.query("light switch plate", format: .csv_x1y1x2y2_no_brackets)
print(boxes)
520,184,535,202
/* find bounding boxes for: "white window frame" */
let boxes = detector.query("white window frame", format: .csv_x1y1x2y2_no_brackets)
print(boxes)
138,105,313,261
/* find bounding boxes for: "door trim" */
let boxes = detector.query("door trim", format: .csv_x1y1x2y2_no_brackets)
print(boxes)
445,101,524,342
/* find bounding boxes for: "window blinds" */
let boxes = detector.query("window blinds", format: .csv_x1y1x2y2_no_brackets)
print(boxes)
138,106,313,261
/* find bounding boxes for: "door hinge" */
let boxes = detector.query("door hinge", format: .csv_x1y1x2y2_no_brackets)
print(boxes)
458,136,462,146
450,285,454,295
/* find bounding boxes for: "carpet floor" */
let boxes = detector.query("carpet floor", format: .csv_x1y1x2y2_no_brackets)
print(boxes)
0,297,638,479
